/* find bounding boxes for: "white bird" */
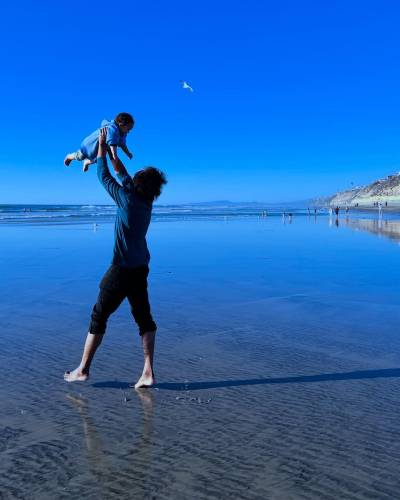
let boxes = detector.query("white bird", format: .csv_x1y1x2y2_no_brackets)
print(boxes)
181,80,194,92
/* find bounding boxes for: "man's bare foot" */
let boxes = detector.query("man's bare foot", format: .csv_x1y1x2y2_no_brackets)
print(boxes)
64,154,75,166
133,372,155,389
82,160,92,172
64,367,89,382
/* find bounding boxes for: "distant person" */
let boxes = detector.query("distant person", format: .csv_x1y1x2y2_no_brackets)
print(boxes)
314,208,317,215
385,201,388,207
64,113,134,172
335,206,340,217
64,128,167,389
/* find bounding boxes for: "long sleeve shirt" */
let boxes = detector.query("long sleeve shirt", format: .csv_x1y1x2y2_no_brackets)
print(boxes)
97,157,152,268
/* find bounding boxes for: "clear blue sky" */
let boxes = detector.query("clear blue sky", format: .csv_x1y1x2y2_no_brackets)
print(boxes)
1,0,400,204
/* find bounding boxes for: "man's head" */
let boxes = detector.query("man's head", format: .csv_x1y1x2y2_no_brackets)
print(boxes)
133,167,167,202
115,112,135,134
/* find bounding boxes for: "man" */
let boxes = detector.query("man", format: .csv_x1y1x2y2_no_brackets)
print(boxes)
64,128,167,389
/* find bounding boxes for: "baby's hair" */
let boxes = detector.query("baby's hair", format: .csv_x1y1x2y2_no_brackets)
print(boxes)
115,112,135,127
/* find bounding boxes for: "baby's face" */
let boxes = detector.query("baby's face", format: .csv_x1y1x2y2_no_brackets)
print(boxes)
120,123,134,134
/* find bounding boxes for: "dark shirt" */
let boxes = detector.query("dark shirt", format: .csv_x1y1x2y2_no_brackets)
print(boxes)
97,157,152,268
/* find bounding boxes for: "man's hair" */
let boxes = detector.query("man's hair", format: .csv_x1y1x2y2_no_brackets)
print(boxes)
133,167,167,202
115,112,135,127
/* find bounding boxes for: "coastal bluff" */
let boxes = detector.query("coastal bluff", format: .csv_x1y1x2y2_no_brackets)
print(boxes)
319,172,400,207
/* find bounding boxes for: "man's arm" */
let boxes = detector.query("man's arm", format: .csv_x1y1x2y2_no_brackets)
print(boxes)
107,145,127,175
109,155,133,190
105,145,133,189
97,129,126,207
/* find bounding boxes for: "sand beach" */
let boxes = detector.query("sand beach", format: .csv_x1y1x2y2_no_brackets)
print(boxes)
1,210,400,498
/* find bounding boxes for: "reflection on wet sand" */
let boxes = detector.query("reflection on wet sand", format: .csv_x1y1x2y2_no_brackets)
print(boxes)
342,217,400,242
66,390,154,496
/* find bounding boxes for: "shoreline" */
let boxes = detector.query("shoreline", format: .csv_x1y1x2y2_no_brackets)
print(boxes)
322,205,400,214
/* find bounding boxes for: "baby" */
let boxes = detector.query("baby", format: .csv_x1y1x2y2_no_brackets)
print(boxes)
64,112,134,172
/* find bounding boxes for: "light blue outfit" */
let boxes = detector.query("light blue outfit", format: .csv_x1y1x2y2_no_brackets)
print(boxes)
75,119,127,162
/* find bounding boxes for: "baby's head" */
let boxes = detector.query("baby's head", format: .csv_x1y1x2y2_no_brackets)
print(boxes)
115,112,135,134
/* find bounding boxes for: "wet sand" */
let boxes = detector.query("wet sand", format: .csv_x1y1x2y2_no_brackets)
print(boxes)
1,217,400,498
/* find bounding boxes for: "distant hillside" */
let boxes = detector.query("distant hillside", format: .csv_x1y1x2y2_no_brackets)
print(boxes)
321,172,400,207
158,199,313,209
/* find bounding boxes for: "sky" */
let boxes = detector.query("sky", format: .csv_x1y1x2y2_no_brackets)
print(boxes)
1,0,400,204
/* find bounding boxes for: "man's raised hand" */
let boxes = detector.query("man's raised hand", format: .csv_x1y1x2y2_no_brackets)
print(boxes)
97,127,108,158
99,127,108,144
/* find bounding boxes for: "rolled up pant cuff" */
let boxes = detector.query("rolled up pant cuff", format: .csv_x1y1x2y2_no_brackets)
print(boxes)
88,323,106,335
139,322,157,336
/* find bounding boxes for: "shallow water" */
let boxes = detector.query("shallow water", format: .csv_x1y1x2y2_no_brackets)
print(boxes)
1,214,400,499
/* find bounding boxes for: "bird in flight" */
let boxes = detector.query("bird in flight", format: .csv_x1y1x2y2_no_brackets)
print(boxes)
181,80,194,92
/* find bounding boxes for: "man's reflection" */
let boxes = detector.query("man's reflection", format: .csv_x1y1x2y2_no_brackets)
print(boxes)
66,389,154,495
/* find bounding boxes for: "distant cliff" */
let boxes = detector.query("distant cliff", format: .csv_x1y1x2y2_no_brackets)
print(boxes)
322,172,400,207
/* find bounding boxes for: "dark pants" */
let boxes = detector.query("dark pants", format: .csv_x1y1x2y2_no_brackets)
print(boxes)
89,265,157,336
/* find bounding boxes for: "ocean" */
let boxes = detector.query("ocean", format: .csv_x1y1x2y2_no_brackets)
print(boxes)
0,203,309,224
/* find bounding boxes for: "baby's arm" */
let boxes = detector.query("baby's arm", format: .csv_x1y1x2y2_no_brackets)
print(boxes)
120,144,133,160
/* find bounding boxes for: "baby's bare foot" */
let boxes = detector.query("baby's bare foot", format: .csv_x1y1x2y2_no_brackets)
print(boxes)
64,367,88,383
82,160,91,172
64,154,75,166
